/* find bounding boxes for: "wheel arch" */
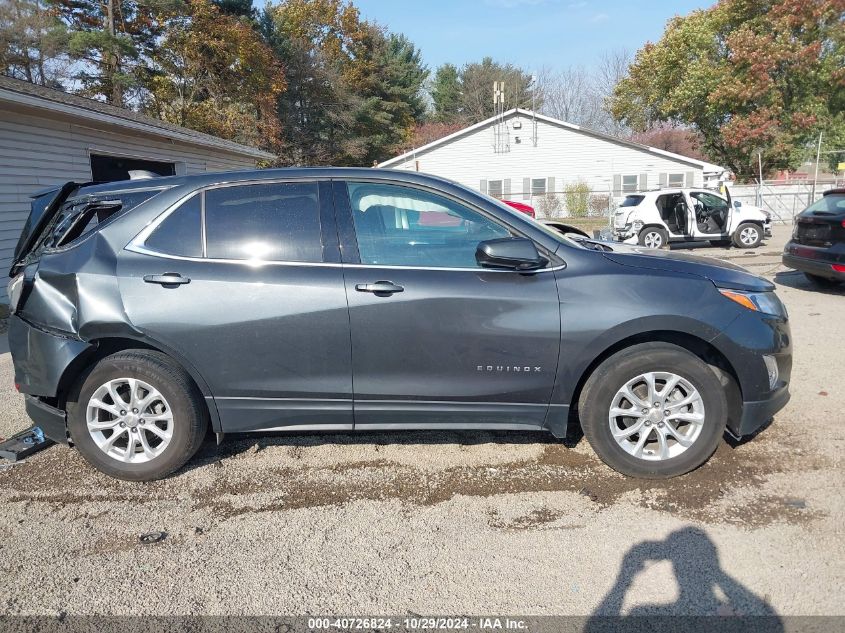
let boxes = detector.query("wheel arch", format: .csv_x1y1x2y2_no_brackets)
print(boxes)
569,329,742,430
55,335,222,432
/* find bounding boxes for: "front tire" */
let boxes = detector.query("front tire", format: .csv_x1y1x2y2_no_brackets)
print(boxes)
638,226,668,249
578,342,727,478
732,223,762,248
68,350,208,481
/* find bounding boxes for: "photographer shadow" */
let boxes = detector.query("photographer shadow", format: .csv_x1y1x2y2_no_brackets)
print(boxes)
584,526,783,633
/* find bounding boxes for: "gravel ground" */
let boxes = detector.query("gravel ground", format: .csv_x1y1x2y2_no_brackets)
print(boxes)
0,224,842,618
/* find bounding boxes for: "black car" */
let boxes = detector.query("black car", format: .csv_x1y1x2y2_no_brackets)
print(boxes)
7,168,791,481
783,188,845,286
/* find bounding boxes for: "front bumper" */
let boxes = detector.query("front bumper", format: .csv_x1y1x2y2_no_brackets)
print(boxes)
732,385,790,438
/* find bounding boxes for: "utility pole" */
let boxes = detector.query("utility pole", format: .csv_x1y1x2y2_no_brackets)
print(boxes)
811,131,823,202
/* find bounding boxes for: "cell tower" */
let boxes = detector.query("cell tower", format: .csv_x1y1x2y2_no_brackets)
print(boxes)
492,81,509,153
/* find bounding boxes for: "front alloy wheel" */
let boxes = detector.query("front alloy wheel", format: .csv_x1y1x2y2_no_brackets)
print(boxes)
608,372,705,461
579,342,727,478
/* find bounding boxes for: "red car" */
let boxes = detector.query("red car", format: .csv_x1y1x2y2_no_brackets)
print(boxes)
503,199,536,218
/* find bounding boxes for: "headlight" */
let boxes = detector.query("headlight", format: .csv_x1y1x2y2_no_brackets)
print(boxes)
7,273,24,314
718,289,786,317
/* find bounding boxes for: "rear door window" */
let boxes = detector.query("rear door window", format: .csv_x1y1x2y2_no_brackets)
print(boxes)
143,194,202,257
204,182,322,262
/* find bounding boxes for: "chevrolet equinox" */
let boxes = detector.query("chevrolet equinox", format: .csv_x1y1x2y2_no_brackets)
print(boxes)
7,169,791,480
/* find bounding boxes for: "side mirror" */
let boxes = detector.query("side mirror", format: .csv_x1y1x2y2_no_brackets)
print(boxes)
476,237,547,271
734,201,742,208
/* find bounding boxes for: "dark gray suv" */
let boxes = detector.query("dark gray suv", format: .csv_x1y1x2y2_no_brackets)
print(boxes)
7,168,791,480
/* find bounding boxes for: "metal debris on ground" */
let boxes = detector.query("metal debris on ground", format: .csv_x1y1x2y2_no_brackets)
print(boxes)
139,531,167,544
0,426,54,462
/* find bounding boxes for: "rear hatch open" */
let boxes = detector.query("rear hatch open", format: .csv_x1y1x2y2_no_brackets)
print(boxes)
10,184,160,277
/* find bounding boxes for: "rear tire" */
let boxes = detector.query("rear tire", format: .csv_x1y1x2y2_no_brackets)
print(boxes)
68,350,208,481
638,227,668,249
732,223,762,248
578,342,727,478
805,273,841,287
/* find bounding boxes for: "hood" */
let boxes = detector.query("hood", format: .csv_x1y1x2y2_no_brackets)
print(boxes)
600,244,774,292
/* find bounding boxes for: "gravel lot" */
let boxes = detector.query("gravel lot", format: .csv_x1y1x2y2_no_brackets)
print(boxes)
0,224,842,618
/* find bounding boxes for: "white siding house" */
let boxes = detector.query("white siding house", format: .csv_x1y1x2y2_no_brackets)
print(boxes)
0,75,275,302
380,108,722,215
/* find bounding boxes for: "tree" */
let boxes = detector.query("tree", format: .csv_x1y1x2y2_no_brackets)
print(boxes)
537,65,602,128
54,0,178,106
632,123,704,160
264,0,427,165
611,0,845,179
0,0,69,87
145,0,284,150
459,57,538,122
431,63,462,123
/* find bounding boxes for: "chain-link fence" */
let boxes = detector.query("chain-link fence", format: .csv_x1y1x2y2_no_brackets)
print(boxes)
730,180,842,223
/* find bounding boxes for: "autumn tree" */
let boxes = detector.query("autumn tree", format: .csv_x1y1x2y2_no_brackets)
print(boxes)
611,0,845,179
0,0,70,87
264,0,427,165
145,0,285,150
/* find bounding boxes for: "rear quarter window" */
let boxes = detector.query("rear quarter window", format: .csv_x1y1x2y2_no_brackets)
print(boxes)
47,188,161,248
620,195,644,207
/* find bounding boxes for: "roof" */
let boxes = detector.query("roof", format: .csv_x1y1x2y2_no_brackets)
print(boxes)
379,108,722,172
0,74,275,161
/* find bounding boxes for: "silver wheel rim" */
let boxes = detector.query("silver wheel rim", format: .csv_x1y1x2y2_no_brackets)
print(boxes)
608,371,705,461
643,231,662,248
86,378,174,464
739,227,758,245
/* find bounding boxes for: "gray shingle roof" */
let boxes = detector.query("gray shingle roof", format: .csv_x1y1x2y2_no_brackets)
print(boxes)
0,74,275,160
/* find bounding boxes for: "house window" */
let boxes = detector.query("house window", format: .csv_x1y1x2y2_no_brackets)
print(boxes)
488,179,504,199
622,175,638,193
668,173,685,188
531,178,547,196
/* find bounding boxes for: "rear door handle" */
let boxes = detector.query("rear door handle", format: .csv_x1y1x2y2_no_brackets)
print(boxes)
143,273,191,286
355,280,404,295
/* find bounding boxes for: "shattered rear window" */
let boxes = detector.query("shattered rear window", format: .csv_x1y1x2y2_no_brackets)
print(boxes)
46,188,161,249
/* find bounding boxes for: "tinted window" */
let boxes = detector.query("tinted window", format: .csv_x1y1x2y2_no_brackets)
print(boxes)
144,194,202,257
204,182,322,262
806,194,845,213
347,182,511,268
620,195,644,207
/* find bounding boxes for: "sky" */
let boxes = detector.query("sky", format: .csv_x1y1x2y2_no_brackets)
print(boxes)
350,0,708,72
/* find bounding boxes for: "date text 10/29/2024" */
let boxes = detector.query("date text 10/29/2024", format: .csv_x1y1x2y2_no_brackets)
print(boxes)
307,617,529,630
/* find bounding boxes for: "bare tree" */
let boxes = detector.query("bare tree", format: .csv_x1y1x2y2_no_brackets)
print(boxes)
593,48,632,137
536,49,633,138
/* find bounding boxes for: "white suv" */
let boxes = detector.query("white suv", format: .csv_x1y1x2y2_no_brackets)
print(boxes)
613,188,772,248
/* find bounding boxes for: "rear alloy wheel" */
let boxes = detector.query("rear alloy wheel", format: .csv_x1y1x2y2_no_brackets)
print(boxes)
638,227,668,249
68,350,207,481
579,342,727,478
733,223,762,248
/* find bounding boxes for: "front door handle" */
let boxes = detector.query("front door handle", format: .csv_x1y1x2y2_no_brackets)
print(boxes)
143,273,191,286
355,280,404,295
